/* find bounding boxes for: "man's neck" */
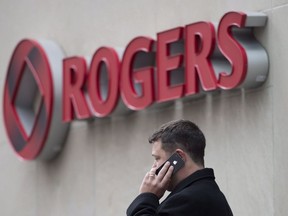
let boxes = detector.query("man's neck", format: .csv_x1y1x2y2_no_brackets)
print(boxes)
172,163,204,189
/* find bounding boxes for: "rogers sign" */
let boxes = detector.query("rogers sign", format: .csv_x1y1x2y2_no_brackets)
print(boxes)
3,11,269,161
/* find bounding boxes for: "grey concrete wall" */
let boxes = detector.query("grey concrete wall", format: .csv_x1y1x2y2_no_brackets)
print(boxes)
0,0,287,215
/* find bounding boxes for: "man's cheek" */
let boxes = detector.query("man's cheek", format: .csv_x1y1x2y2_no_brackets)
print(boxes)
158,160,165,168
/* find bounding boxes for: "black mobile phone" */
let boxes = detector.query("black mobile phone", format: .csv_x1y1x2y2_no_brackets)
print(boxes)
155,152,184,175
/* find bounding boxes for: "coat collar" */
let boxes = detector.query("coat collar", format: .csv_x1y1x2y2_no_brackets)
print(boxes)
170,168,215,195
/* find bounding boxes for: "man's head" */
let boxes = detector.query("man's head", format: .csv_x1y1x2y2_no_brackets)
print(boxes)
149,119,206,167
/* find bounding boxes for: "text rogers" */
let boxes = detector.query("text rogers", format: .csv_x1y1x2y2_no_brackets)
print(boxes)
62,11,269,122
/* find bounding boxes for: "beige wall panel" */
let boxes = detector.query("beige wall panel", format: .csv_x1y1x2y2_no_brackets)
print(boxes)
35,124,95,216
154,0,271,32
270,5,288,216
0,0,287,216
273,0,288,7
0,145,37,216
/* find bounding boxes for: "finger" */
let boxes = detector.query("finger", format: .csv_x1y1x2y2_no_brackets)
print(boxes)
161,166,174,188
152,161,157,168
157,161,171,180
161,165,174,186
149,173,156,179
148,170,156,178
144,172,151,180
147,166,156,178
150,163,158,174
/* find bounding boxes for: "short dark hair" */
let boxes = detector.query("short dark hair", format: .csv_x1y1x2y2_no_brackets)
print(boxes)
148,119,206,166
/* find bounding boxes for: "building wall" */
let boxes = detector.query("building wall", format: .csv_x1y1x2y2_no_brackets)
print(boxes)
0,0,287,215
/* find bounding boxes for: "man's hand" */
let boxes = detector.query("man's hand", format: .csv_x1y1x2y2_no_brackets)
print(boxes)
139,162,174,199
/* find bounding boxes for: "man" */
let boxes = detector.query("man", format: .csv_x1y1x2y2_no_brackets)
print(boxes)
127,119,233,216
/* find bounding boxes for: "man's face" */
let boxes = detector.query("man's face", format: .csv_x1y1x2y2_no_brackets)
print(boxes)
152,140,177,191
151,140,170,169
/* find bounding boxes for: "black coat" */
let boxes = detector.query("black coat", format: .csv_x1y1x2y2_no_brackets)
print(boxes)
127,168,233,216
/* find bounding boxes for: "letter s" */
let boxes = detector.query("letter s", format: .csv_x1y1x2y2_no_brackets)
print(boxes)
217,11,247,89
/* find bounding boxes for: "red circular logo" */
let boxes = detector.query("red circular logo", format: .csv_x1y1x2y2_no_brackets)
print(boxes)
3,39,70,160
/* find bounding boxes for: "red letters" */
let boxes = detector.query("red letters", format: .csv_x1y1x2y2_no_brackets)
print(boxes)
121,37,155,110
185,22,217,95
217,12,247,89
157,27,184,102
63,57,90,121
88,47,120,117
62,11,268,122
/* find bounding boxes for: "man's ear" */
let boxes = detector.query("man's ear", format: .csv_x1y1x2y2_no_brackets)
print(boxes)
175,149,186,162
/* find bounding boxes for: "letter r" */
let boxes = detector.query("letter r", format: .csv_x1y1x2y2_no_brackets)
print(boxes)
63,57,91,122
